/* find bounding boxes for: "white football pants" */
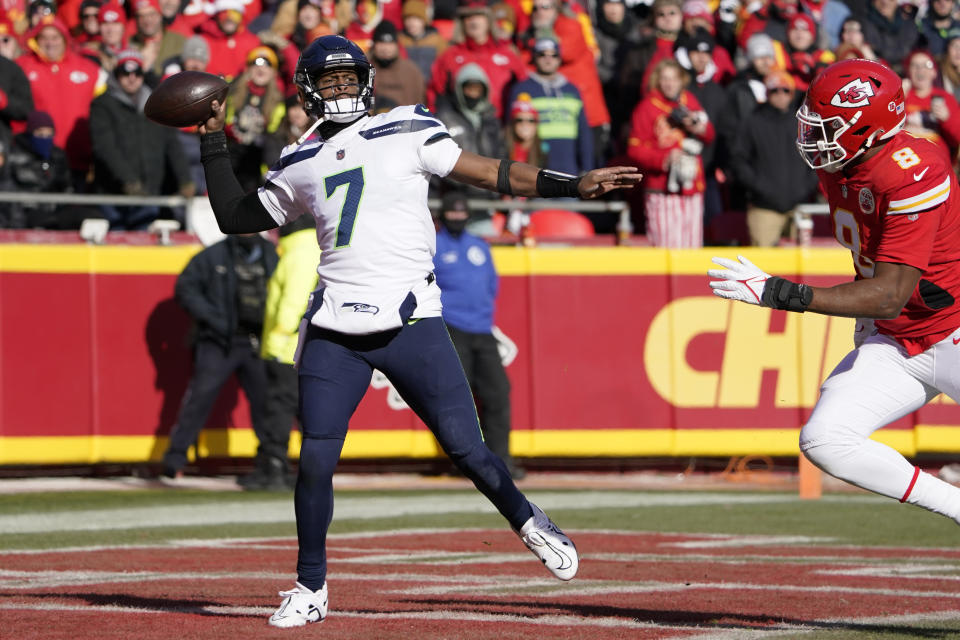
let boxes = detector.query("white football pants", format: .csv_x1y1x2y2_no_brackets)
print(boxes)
800,329,960,522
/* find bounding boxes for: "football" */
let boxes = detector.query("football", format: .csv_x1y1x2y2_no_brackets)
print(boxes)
144,71,228,128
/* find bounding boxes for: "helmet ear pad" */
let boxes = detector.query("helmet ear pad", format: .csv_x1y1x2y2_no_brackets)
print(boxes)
297,87,318,116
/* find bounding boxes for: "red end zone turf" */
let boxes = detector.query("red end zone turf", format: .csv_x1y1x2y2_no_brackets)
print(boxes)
3,530,960,639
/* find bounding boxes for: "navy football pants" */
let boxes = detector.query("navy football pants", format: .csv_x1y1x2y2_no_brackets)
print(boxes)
294,317,532,590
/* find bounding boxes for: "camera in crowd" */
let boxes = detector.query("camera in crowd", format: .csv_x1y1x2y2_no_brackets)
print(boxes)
667,105,692,129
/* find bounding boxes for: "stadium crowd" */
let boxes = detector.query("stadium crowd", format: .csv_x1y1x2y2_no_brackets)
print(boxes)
0,0,958,245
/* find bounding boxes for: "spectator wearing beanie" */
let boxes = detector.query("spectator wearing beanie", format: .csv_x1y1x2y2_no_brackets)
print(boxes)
505,97,547,167
730,70,818,247
370,20,425,108
224,45,286,192
17,15,104,185
784,12,834,91
398,0,446,83
85,1,125,71
5,110,70,228
507,37,593,176
89,49,194,229
160,35,210,78
716,33,780,170
675,29,726,230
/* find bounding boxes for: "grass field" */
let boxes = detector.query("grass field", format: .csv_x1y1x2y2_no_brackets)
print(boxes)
2,477,960,639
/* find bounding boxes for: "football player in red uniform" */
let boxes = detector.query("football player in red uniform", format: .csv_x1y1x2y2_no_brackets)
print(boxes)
709,58,960,523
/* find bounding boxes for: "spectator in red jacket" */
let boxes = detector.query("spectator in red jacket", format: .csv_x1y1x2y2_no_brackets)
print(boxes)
427,0,527,119
343,0,382,54
903,49,960,164
0,17,22,61
16,15,104,186
626,58,714,248
783,12,834,91
73,0,102,44
515,0,610,152
159,0,207,36
197,0,262,81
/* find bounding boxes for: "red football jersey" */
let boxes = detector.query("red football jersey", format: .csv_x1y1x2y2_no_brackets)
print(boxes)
818,131,960,355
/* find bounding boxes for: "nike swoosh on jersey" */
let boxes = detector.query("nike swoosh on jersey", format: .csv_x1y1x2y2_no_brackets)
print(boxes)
914,167,930,181
953,336,960,345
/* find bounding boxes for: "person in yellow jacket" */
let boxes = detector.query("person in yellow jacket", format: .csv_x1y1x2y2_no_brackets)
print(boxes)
238,215,320,490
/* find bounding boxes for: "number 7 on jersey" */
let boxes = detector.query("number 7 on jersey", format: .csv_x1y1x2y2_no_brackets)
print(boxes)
324,167,365,248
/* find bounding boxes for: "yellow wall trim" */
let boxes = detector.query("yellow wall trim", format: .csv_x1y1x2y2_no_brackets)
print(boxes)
1,245,856,277
0,427,933,465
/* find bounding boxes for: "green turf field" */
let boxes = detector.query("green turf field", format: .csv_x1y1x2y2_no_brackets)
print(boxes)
0,487,955,551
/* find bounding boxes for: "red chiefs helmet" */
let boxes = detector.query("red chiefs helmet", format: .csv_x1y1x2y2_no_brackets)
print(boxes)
796,58,905,171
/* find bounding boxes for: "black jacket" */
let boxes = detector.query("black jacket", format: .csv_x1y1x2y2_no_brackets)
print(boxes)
175,236,279,350
729,102,819,213
0,56,33,143
89,79,192,195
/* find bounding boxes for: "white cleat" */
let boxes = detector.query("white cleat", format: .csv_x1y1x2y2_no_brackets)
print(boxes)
268,581,328,628
515,502,579,580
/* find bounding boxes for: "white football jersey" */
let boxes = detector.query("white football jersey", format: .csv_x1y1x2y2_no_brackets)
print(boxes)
258,104,462,332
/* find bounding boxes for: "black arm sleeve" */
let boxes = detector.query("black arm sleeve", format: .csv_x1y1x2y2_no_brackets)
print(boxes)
200,131,279,233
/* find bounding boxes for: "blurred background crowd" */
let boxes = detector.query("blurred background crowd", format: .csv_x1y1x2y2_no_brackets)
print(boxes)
0,0,957,245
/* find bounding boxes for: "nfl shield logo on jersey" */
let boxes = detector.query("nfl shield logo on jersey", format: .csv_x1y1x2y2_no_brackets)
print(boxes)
336,149,345,160
859,188,875,214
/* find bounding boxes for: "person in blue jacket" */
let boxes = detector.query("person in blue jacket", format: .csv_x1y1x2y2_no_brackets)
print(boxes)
433,190,523,479
507,36,593,177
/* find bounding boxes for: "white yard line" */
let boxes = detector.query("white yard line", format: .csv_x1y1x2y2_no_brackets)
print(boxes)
0,491,881,535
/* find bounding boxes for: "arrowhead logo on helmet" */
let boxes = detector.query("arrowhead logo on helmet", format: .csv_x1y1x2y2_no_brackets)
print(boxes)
831,79,875,108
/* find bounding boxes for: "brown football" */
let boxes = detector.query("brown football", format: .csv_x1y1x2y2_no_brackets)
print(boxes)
144,71,228,128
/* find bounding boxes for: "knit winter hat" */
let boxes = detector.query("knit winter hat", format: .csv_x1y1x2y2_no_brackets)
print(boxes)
26,110,55,133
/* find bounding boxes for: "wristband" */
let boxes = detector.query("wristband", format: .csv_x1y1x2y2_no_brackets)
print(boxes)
536,169,582,198
497,159,514,196
200,130,229,162
762,276,813,312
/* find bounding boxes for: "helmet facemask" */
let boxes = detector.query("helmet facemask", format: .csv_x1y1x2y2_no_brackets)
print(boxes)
296,64,376,124
795,103,862,172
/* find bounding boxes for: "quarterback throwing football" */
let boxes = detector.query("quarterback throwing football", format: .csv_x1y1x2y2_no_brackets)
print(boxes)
710,59,960,526
197,35,641,628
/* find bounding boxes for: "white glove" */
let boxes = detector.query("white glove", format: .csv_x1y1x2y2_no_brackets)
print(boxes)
853,318,876,348
708,255,771,306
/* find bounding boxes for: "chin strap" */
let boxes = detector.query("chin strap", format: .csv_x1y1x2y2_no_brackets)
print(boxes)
296,118,324,146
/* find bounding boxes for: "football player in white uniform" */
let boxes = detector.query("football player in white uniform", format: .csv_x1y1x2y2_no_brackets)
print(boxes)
197,35,642,628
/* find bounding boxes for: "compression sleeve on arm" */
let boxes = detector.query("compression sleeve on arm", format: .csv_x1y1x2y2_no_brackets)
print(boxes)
200,131,278,233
